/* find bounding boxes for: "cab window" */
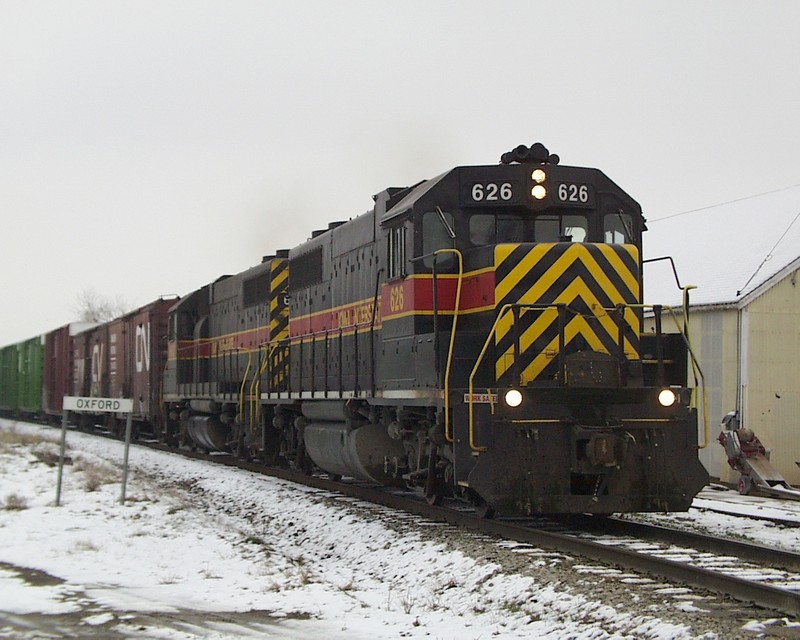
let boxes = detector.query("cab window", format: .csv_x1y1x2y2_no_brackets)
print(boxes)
534,215,588,242
469,214,525,246
387,225,406,279
604,212,634,244
469,214,495,245
422,210,455,268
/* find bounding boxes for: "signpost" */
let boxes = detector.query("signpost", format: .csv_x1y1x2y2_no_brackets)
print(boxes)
57,396,135,506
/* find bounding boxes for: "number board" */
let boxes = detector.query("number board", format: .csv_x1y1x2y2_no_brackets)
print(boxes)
555,182,594,206
463,181,520,206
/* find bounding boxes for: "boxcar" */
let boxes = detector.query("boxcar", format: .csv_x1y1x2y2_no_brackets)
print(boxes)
43,323,96,417
0,336,44,416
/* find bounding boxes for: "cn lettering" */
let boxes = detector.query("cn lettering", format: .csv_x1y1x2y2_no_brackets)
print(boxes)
91,344,104,384
135,323,151,373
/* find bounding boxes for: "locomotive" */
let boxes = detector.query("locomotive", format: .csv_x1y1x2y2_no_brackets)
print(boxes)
159,142,708,516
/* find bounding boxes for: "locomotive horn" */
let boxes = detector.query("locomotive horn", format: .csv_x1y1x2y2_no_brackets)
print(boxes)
500,142,559,165
528,142,549,162
513,144,530,162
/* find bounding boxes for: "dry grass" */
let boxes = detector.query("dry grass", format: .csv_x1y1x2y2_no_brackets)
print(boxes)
71,539,100,553
31,443,70,467
0,427,59,455
3,493,29,510
74,458,120,492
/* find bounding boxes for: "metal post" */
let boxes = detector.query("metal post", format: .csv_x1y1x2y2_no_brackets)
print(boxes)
55,410,69,506
119,412,133,504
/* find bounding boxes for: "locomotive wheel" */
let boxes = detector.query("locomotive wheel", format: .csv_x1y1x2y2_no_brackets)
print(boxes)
424,451,446,506
425,492,444,506
291,443,314,475
473,496,496,520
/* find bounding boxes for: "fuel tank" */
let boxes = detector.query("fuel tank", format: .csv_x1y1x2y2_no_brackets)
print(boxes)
303,421,405,485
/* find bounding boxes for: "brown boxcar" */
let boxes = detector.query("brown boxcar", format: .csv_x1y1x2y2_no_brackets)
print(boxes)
71,327,93,399
107,317,125,400
123,297,175,429
43,322,96,417
86,324,110,399
66,298,175,433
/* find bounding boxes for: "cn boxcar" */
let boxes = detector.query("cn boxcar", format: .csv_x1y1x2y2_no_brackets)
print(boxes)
43,322,96,418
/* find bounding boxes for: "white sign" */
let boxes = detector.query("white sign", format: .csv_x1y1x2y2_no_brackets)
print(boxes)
463,393,498,404
63,396,133,413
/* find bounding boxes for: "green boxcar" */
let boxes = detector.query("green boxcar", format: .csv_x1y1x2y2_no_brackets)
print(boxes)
18,336,44,414
0,343,19,412
0,336,44,415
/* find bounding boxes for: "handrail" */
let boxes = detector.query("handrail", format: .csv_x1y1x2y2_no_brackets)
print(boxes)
249,344,276,432
467,300,708,453
285,289,384,398
228,348,252,424
468,304,514,452
291,319,374,342
675,286,709,449
257,337,290,395
435,248,464,444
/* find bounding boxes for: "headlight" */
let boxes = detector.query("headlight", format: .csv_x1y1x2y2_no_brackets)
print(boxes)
658,389,677,407
504,389,523,408
531,168,547,184
531,185,547,200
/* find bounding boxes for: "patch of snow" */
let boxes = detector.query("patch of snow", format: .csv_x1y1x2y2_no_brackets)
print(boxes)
1,419,796,638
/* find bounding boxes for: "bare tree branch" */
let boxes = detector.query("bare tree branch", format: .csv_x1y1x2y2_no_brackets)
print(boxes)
72,288,129,323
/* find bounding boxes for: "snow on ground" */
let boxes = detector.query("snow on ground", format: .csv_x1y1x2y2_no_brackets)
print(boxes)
622,485,800,554
0,418,796,639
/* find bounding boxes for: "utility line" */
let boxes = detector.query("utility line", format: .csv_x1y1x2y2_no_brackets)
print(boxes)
736,208,800,296
649,182,800,222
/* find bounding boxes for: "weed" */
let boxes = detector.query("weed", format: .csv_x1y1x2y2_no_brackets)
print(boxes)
3,493,28,510
0,428,57,448
31,442,68,467
200,563,222,580
296,565,313,585
338,576,356,592
400,588,416,615
264,579,282,592
74,458,119,492
72,539,99,553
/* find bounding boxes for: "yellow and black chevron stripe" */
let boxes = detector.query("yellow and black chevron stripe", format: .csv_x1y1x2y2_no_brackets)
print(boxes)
494,243,641,385
269,258,289,390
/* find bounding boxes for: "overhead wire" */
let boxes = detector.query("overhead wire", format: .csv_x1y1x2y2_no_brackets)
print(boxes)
646,181,800,297
736,208,800,296
648,182,800,223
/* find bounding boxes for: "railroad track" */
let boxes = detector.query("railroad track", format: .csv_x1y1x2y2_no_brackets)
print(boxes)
67,430,800,619
692,501,800,528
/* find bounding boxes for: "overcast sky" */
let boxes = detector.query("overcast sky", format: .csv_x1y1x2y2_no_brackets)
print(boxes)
2,1,799,345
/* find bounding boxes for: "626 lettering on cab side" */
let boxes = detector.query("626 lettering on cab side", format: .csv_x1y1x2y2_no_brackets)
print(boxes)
555,182,594,206
464,181,519,206
388,284,405,313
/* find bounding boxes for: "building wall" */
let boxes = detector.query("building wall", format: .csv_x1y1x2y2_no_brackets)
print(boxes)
741,270,800,485
693,308,740,482
643,307,737,480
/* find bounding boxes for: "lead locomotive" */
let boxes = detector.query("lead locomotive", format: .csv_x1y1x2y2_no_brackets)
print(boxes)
163,143,708,516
